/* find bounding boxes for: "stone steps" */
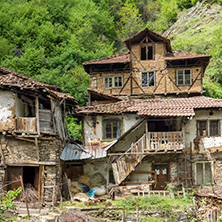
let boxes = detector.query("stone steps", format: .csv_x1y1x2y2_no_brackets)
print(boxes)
17,207,41,216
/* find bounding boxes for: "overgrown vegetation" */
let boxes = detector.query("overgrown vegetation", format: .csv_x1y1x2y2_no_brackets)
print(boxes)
0,187,22,220
1,0,222,139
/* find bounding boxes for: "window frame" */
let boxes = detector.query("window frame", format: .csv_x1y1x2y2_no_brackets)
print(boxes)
140,43,154,61
102,118,122,140
141,71,155,87
196,120,221,137
210,120,220,136
194,161,214,185
104,76,123,89
197,120,208,137
176,69,192,86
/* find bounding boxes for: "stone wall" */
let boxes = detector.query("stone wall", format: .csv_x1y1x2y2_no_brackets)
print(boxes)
0,135,65,206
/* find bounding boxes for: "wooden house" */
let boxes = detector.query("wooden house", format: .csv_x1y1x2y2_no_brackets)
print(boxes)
0,67,77,206
70,28,222,196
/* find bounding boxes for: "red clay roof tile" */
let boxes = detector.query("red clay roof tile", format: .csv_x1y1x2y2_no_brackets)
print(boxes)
165,51,211,60
76,96,222,117
82,52,130,65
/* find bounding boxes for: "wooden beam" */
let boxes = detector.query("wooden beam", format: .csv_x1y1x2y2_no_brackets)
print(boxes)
118,74,131,94
20,175,30,220
7,161,57,166
35,138,40,161
0,144,6,168
35,96,40,136
188,70,202,91
132,75,145,93
130,73,133,95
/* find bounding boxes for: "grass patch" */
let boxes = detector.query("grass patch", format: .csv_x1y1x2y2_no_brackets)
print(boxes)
113,195,192,213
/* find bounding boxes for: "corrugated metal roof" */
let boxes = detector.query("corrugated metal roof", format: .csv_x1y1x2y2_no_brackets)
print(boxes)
60,141,117,161
60,143,92,161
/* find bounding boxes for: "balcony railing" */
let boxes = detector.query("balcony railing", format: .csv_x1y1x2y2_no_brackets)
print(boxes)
15,117,37,133
147,131,184,152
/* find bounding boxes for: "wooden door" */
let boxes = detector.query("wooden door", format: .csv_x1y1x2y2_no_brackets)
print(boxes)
153,164,169,190
6,166,22,191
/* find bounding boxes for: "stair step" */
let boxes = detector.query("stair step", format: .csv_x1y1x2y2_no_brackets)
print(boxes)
18,208,40,215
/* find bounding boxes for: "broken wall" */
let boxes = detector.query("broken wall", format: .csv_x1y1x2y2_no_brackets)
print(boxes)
83,114,142,146
0,90,15,131
185,109,222,153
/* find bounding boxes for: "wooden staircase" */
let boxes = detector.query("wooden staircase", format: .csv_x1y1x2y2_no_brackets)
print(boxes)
112,134,147,185
111,131,184,185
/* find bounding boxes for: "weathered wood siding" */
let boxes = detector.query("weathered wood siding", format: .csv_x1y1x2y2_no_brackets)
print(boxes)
15,117,37,133
39,109,54,134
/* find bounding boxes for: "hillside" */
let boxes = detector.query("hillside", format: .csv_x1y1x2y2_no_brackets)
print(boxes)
165,2,222,98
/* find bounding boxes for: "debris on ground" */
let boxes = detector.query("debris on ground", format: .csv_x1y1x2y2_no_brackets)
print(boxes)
93,186,106,196
58,211,94,222
84,198,112,207
70,181,82,195
90,173,106,188
78,175,91,187
21,184,39,203
74,193,90,202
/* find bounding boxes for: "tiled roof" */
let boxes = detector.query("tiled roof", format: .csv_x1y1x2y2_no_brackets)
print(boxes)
77,100,134,114
0,67,60,90
124,28,172,52
76,96,222,117
82,50,210,66
82,52,130,65
165,51,211,60
87,88,122,101
0,67,77,104
46,89,77,104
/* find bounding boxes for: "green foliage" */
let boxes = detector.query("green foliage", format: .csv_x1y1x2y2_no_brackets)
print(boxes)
115,195,192,213
116,0,144,50
139,217,164,222
65,116,82,140
0,187,22,218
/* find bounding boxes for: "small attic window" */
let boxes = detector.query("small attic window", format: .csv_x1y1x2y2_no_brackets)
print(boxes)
141,45,154,60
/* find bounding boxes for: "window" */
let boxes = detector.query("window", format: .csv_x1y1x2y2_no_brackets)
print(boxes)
197,120,220,137
195,162,214,185
141,72,155,87
103,119,121,139
104,76,123,89
177,69,191,85
210,120,219,136
197,120,207,136
141,45,153,60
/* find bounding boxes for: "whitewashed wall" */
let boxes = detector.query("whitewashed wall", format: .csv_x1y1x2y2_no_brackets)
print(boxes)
185,109,222,153
83,114,142,146
0,90,15,131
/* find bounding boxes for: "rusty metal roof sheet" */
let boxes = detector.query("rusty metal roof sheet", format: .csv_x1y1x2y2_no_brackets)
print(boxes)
60,143,92,161
76,96,222,117
60,141,117,161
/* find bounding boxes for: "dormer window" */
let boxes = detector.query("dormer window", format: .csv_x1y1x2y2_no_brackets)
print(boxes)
141,45,154,60
104,76,123,89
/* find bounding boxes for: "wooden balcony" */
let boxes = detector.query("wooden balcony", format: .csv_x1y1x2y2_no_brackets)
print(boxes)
147,131,184,152
15,117,37,134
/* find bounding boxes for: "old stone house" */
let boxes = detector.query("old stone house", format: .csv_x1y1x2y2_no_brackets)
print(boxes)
66,28,222,195
0,67,77,206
